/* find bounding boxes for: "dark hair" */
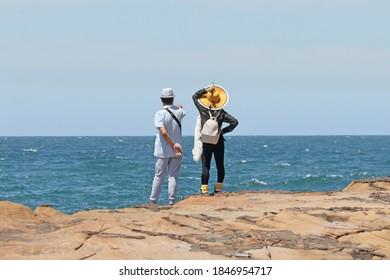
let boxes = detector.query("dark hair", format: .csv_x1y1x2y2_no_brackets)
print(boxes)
161,97,174,105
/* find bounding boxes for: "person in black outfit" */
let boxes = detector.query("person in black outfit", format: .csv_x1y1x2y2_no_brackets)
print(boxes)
192,85,238,195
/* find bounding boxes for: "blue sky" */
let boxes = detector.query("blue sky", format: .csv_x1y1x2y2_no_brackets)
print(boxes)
1,0,389,136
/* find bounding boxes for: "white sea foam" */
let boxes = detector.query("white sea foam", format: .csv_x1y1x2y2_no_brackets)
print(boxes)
245,178,268,185
23,148,37,153
263,145,268,148
281,163,291,166
240,160,247,163
304,174,319,178
327,174,343,178
115,156,128,160
185,176,200,180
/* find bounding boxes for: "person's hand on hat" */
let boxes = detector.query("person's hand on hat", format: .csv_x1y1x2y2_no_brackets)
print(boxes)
205,85,215,93
198,84,229,110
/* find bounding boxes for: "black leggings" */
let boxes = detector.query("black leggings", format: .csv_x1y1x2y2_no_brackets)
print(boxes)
201,137,225,185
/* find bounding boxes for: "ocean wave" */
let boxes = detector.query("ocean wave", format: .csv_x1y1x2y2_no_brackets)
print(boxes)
240,178,268,186
184,176,200,180
115,156,128,160
327,174,343,178
23,148,38,153
304,174,319,178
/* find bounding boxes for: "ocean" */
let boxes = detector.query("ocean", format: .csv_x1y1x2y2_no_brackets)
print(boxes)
1,136,389,214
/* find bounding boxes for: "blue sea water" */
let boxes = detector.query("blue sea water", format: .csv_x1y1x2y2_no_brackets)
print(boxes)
1,136,389,214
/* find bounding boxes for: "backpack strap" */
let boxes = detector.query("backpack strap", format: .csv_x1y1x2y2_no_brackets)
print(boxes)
165,108,182,131
208,109,221,120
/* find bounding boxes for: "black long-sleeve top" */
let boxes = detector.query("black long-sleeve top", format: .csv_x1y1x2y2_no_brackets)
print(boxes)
192,88,239,135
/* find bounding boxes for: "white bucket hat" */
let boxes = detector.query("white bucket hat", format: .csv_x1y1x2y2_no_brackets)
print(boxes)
160,88,175,98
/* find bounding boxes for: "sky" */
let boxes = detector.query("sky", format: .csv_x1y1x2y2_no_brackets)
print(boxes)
1,0,389,136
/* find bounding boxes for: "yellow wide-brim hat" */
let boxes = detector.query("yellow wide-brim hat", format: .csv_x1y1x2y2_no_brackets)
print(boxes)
198,84,229,110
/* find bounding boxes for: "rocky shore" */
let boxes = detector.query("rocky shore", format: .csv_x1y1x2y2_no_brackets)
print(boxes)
1,178,389,260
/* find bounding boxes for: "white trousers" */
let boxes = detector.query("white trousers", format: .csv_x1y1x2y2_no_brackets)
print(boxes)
150,156,181,204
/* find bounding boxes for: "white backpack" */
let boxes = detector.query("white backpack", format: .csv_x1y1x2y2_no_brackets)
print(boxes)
201,110,221,144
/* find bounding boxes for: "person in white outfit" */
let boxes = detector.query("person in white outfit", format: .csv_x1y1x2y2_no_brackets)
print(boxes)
150,88,186,205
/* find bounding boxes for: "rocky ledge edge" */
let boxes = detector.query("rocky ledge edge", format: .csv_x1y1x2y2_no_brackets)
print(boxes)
1,177,389,260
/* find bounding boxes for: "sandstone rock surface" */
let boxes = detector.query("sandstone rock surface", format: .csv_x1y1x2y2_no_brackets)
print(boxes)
1,178,389,260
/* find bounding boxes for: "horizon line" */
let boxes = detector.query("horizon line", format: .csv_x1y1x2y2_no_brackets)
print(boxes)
1,134,390,137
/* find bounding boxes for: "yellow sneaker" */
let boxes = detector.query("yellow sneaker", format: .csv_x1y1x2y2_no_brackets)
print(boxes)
200,185,208,195
214,182,223,193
